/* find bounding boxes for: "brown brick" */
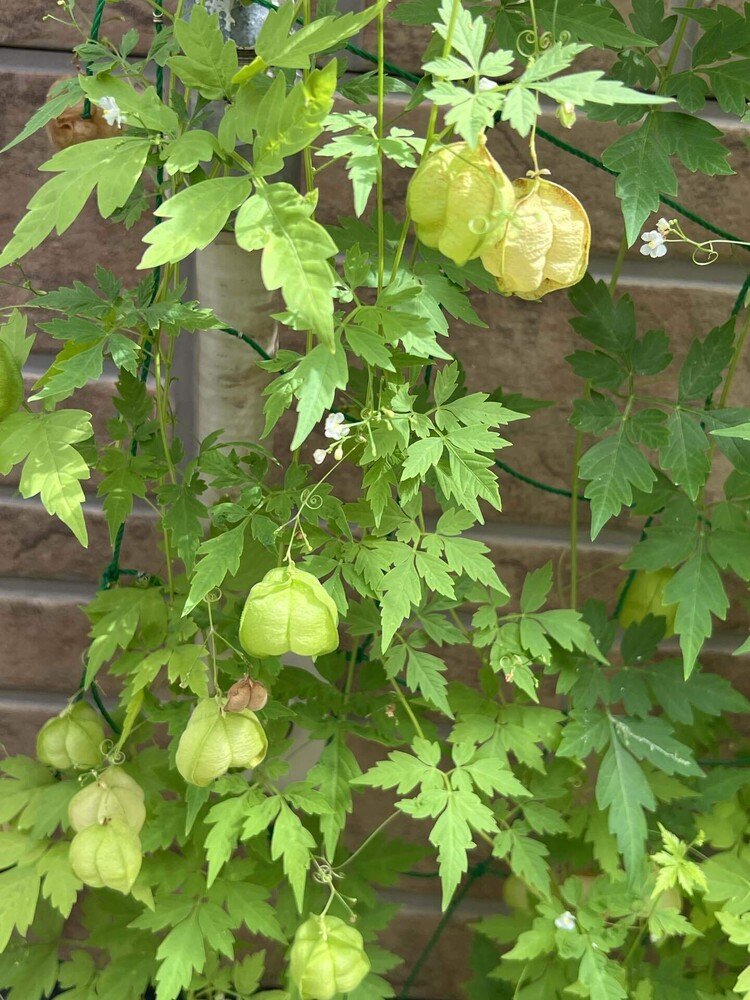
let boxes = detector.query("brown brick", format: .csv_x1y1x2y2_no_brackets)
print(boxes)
0,1,157,52
0,579,94,693
0,694,64,756
0,493,161,582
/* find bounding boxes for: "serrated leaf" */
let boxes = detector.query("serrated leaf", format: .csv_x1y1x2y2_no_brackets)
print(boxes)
658,410,710,499
663,541,729,676
0,410,92,545
236,184,338,347
290,340,348,449
183,518,249,616
596,727,654,876
270,803,314,912
140,177,251,269
169,5,238,100
602,116,677,246
0,137,151,268
579,424,656,538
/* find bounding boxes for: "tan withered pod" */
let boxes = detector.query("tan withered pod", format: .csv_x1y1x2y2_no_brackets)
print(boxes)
225,676,269,713
481,177,591,300
45,79,122,151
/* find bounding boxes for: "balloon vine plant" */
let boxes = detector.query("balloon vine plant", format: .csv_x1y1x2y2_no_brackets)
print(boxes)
1,0,750,997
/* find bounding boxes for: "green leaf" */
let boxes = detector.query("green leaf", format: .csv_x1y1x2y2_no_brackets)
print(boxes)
658,410,710,500
602,116,677,246
678,319,734,401
405,647,452,716
537,72,672,108
309,736,361,859
163,130,220,175
663,541,729,676
86,586,167,682
579,945,627,1000
0,410,92,544
0,865,41,951
183,518,249,616
579,423,656,538
609,716,702,777
656,112,733,175
0,309,34,369
80,74,178,134
140,177,251,268
379,548,422,648
271,803,314,913
520,563,553,613
236,184,338,347
154,912,205,1000
169,5,238,99
290,340,349,449
705,59,750,116
596,722,655,875
253,1,384,70
0,137,151,267
535,0,658,49
430,789,495,908
37,843,82,918
1,77,83,153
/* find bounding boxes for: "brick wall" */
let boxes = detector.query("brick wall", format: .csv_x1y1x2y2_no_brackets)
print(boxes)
1,3,750,997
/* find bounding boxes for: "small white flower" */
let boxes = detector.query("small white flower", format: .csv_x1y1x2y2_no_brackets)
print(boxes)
313,449,327,465
478,77,496,92
640,230,667,259
98,96,125,128
554,910,576,932
324,412,350,441
656,217,672,236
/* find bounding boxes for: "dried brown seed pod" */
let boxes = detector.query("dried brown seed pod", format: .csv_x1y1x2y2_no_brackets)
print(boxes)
226,678,252,713
226,677,269,713
44,79,122,151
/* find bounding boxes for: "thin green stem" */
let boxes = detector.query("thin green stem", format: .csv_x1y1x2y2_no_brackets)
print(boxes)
661,0,697,83
569,429,583,610
609,231,629,294
389,678,425,739
376,6,386,295
718,307,750,409
206,599,220,695
340,811,401,869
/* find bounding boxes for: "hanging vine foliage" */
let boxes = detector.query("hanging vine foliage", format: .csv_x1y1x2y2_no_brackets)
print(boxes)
0,0,750,997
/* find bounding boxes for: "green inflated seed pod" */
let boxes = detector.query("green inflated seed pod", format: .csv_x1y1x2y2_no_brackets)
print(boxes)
68,766,146,833
289,916,370,1000
69,819,142,894
175,698,268,787
36,702,105,771
239,565,339,659
0,341,23,421
618,568,677,636
406,138,515,266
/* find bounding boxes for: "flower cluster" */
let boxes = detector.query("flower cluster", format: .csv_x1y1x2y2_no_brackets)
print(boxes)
640,218,672,258
313,412,350,464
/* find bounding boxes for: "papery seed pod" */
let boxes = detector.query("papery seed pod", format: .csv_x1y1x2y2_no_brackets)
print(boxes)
226,677,269,713
0,342,23,421
481,177,591,300
175,698,268,787
618,568,677,636
406,138,515,266
36,702,105,771
69,819,142,894
289,916,370,1000
45,80,122,150
68,766,146,833
226,678,253,713
239,565,339,659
